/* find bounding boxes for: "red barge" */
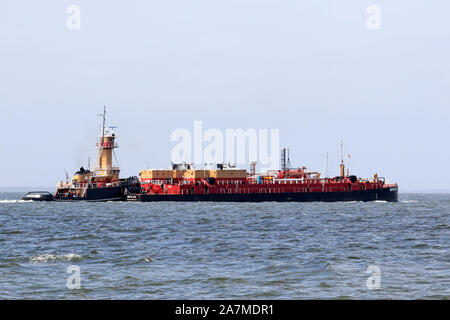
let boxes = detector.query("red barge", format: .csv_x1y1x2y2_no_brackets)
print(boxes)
127,148,398,202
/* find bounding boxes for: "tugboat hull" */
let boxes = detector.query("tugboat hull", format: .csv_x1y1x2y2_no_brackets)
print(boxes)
55,186,123,202
129,186,398,202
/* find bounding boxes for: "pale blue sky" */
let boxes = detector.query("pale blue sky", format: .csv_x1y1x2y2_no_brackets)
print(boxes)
0,0,449,191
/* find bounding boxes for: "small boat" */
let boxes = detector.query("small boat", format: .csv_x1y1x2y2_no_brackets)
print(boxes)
22,191,54,201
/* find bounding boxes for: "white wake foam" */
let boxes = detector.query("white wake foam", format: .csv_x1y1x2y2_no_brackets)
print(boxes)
0,200,32,203
29,253,82,263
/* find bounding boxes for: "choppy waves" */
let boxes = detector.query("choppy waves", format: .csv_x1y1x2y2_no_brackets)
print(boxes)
0,192,448,299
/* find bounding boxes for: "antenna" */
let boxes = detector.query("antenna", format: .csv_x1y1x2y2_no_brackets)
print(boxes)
339,138,345,177
281,148,286,171
102,105,106,139
326,152,329,178
286,149,291,170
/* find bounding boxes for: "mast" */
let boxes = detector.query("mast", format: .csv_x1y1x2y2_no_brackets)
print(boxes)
102,105,106,140
340,138,345,177
286,149,291,170
94,106,119,176
281,148,286,171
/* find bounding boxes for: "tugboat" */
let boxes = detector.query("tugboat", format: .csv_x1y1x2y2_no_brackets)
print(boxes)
54,107,124,201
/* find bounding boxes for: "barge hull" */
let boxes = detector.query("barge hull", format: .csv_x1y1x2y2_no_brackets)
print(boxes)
129,187,398,202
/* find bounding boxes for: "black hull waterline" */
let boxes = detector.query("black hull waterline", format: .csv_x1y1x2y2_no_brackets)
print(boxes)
33,186,398,202
129,187,398,202
54,186,123,202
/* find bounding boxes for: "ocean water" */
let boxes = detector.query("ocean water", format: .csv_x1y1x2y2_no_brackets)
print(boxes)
0,192,448,299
